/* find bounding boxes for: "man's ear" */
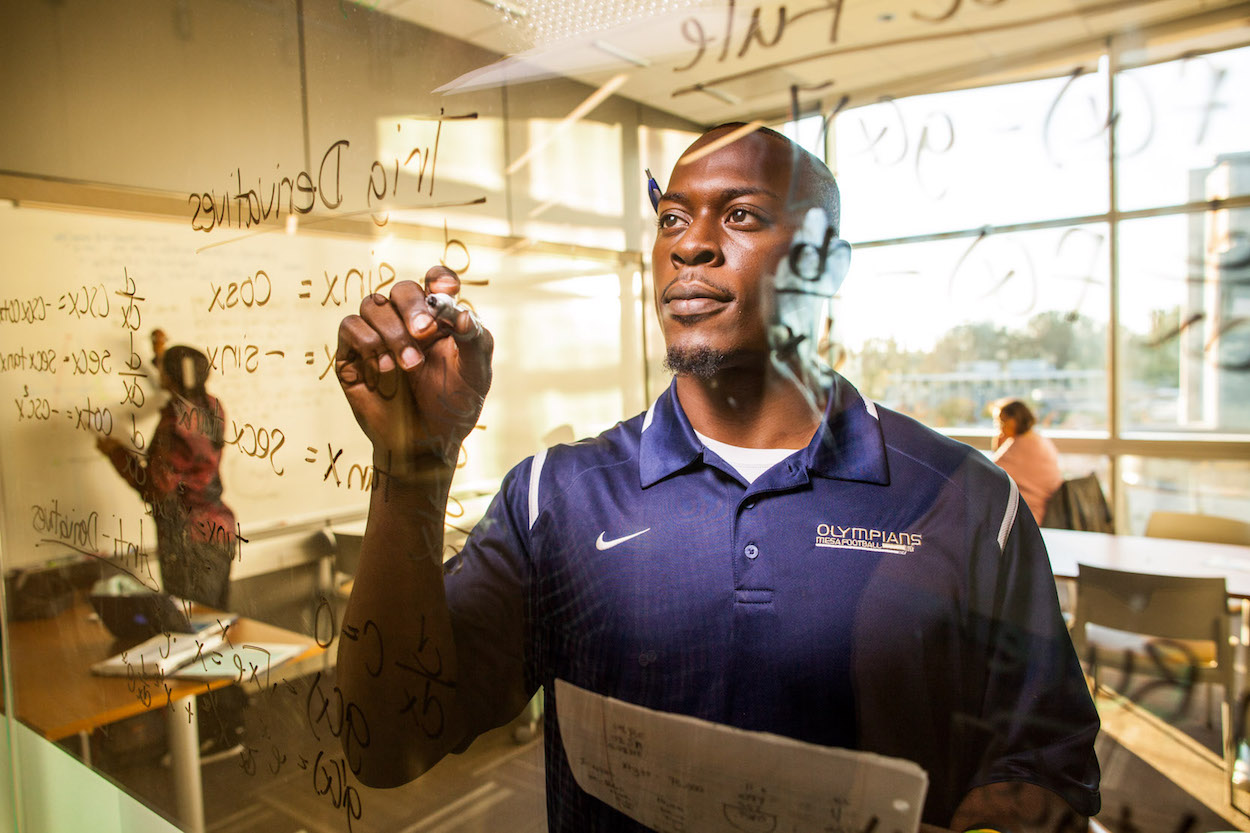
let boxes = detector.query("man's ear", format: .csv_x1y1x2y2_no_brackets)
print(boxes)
825,237,851,298
785,207,850,299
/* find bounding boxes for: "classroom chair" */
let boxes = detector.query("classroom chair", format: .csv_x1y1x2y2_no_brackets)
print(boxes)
1145,511,1250,547
1070,563,1238,803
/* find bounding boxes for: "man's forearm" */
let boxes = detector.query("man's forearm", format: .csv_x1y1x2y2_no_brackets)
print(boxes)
948,782,1088,833
336,457,466,788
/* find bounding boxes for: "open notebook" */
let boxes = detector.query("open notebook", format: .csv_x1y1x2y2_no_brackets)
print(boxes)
91,630,227,678
92,632,304,681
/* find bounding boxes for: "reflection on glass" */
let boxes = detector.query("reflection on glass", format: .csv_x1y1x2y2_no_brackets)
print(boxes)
837,225,1110,431
1120,456,1250,536
832,73,1109,242
1119,213,1250,433
1116,45,1250,211
522,118,626,250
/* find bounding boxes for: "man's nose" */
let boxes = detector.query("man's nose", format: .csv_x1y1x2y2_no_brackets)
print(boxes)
671,215,721,267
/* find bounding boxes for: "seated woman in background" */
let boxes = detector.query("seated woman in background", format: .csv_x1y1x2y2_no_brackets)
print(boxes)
991,397,1064,525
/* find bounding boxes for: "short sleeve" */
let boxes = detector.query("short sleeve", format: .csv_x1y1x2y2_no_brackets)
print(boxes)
443,457,540,745
969,502,1101,817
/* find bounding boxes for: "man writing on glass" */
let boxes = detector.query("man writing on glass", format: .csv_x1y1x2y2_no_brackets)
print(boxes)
334,124,1100,832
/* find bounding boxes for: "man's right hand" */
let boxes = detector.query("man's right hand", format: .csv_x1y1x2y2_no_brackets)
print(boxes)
335,266,493,475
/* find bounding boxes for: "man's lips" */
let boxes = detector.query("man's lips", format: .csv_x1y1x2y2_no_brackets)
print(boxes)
663,280,732,316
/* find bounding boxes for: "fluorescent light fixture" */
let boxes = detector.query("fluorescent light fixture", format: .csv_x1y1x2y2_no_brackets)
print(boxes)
592,39,651,67
693,84,741,106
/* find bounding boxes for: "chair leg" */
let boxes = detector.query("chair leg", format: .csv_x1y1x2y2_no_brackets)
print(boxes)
1226,698,1235,807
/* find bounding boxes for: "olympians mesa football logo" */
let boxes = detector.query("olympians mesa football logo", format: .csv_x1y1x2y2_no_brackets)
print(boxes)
814,523,922,555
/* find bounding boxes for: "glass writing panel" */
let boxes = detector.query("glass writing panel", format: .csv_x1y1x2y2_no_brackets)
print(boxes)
0,2,1247,832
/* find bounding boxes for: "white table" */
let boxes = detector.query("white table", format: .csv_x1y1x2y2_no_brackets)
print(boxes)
1041,528,1250,598
7,600,320,833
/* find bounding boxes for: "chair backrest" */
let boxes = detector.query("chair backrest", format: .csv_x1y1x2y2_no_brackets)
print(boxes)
1145,511,1250,546
1042,474,1113,533
333,530,365,576
1072,563,1228,661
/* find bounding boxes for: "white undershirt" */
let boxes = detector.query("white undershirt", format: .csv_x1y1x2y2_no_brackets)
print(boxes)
694,430,797,484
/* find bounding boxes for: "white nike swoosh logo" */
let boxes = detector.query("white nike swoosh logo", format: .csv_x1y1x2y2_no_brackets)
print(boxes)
595,528,651,551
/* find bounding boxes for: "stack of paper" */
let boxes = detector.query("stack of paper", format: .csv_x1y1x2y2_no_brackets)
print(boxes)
556,678,929,833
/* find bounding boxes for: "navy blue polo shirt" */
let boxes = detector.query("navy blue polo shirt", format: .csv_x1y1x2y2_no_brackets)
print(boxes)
443,373,1100,830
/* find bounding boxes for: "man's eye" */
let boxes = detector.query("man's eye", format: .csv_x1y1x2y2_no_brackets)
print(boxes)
658,212,684,229
727,208,755,224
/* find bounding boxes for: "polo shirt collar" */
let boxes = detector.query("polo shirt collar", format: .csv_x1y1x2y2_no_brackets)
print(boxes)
809,372,890,485
639,373,890,489
638,382,703,488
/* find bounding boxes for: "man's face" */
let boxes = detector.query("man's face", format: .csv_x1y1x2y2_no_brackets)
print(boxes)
652,130,806,372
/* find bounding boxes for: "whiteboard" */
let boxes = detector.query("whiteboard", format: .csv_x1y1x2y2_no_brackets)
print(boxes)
0,202,642,571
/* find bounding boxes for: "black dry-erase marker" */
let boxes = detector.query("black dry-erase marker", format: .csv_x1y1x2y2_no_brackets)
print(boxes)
426,292,482,342
426,292,461,324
